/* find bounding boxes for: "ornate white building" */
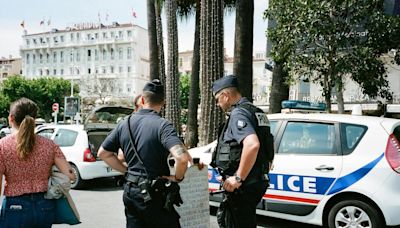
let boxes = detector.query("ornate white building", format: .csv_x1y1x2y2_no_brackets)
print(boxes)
0,56,21,81
20,22,149,99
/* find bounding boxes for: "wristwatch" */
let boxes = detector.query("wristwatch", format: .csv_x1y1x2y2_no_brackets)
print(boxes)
234,175,242,183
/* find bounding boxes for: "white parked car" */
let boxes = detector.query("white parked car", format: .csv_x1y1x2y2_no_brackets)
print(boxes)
36,106,134,189
0,127,11,138
190,109,400,227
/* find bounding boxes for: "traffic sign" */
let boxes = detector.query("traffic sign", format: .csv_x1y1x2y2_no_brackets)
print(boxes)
52,103,59,112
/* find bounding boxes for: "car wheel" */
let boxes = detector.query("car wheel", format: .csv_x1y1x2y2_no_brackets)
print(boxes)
70,164,85,189
328,199,384,228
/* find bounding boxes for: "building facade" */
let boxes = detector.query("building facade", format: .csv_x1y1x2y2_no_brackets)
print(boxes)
0,56,22,81
179,49,399,114
178,50,272,106
224,52,272,106
20,22,149,99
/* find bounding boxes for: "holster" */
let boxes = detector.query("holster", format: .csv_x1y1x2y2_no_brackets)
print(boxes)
163,181,183,211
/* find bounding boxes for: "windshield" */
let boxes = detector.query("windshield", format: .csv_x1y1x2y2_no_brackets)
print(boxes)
86,107,134,124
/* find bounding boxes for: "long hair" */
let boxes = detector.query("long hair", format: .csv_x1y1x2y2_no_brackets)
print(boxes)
10,98,38,160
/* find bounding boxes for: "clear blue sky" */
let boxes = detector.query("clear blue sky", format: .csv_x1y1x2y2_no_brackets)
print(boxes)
0,0,269,58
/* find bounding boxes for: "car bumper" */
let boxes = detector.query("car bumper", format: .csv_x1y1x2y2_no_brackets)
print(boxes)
76,161,123,180
374,173,400,226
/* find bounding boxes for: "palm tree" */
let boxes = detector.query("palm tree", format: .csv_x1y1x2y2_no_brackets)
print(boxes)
165,0,181,132
177,0,201,148
147,0,160,80
233,0,254,101
155,0,166,86
199,0,224,145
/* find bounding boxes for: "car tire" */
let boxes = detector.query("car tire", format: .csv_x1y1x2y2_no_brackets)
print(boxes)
70,164,85,189
327,199,384,228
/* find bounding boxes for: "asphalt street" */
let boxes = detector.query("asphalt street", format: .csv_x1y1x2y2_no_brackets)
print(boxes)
53,177,318,228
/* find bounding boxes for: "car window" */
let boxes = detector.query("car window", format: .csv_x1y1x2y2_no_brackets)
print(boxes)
37,129,55,139
54,129,78,147
393,125,400,143
278,122,336,155
270,120,278,137
340,123,367,155
88,132,108,156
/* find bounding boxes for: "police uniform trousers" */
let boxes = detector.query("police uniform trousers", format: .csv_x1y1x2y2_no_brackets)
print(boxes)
123,182,181,228
221,180,268,228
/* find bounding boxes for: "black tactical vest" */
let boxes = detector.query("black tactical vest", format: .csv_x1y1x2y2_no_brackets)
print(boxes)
211,102,274,177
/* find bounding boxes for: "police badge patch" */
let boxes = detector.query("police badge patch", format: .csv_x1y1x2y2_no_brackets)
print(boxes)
237,120,246,129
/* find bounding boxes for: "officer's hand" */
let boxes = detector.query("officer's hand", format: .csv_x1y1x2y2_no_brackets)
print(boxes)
162,175,182,183
193,162,205,170
223,176,242,192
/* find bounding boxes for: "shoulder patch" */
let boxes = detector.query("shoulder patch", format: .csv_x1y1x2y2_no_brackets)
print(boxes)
255,112,270,126
237,120,246,129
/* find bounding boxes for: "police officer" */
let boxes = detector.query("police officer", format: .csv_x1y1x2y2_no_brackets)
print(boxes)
98,79,192,228
212,75,274,228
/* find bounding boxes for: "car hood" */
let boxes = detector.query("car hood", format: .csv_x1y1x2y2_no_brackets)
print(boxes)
84,106,134,131
188,140,217,165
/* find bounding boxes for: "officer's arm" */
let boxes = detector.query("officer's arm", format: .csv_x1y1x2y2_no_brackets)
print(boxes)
237,133,260,181
98,147,127,174
0,174,2,197
169,144,192,181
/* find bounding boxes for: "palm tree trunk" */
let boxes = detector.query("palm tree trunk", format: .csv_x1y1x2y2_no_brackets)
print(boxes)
233,0,254,101
155,0,166,117
147,0,160,80
199,0,224,146
268,62,289,113
165,0,181,132
185,0,201,148
155,0,166,86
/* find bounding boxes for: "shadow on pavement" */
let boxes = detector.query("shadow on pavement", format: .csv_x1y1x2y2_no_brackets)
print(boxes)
74,177,123,192
210,205,319,228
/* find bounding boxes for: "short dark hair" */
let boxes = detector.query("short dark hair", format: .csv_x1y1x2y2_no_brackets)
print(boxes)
142,80,165,105
142,91,164,105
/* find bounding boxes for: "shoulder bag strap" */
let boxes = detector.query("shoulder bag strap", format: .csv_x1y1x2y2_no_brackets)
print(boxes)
127,115,149,177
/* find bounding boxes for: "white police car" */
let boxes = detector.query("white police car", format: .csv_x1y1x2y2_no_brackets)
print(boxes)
35,106,133,189
189,102,400,228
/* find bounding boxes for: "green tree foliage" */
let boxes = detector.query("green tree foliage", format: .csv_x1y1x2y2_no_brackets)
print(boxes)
179,73,190,110
0,93,10,118
266,0,399,112
1,76,75,121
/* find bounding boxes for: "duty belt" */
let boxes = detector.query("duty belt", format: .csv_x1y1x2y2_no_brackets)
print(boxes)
125,173,151,185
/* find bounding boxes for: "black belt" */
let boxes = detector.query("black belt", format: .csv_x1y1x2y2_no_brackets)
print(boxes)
125,173,151,184
9,192,46,200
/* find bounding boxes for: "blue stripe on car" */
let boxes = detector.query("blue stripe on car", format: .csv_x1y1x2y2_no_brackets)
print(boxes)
327,153,384,195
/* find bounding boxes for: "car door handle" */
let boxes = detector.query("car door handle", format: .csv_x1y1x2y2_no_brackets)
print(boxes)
315,165,334,171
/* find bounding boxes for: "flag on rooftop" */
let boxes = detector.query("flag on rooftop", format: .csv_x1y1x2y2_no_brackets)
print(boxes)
132,9,137,18
20,20,25,28
40,20,44,26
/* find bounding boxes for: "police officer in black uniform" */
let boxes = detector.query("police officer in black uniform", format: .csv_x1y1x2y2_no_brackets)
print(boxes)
98,79,192,228
212,75,274,228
